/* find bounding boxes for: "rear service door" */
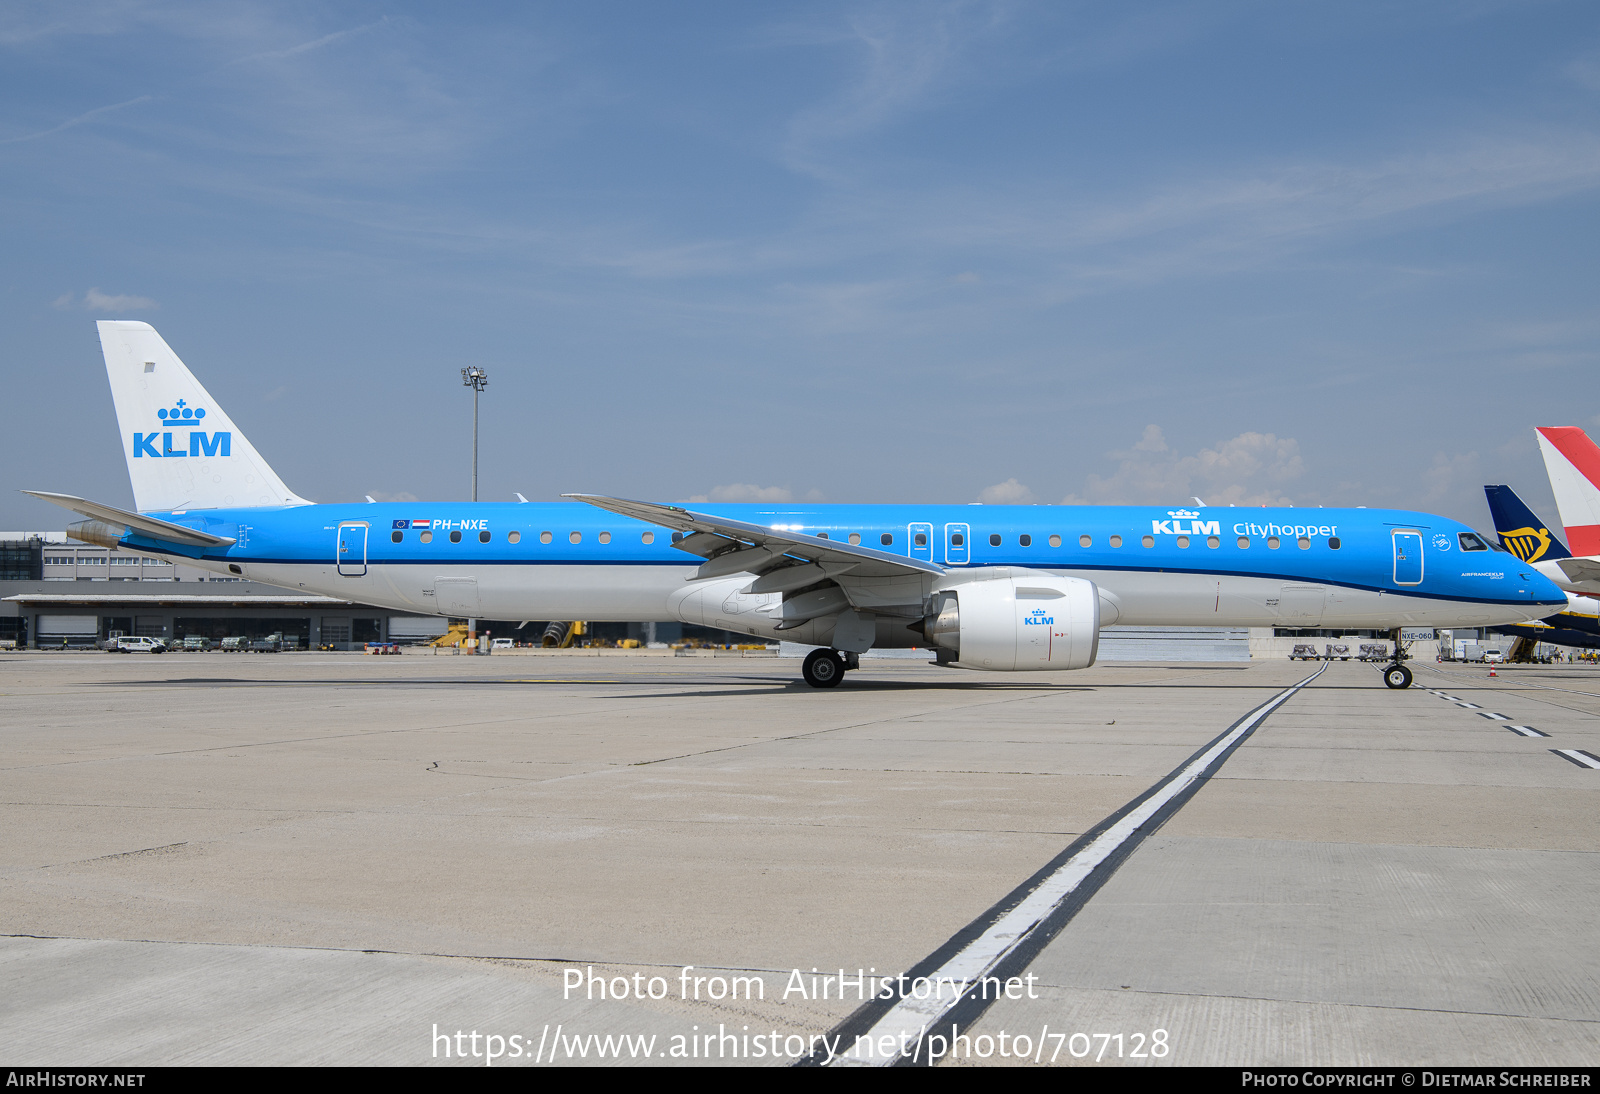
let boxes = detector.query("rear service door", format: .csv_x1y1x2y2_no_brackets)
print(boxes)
908,522,933,562
1392,530,1423,585
945,523,970,565
337,522,369,577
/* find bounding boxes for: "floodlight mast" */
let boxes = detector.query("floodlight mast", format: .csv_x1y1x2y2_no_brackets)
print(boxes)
461,367,488,502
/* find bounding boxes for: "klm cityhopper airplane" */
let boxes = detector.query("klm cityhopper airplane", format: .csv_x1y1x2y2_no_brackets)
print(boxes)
1484,484,1600,651
25,321,1567,689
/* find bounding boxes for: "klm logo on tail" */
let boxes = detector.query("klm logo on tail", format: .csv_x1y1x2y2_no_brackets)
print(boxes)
132,400,230,459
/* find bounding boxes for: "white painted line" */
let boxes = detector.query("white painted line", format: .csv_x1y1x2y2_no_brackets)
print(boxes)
827,667,1325,1067
1478,712,1510,721
1508,726,1548,738
1456,702,1481,709
1553,749,1600,770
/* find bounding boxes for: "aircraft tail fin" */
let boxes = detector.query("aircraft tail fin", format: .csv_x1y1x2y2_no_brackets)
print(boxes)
1484,484,1571,563
98,321,310,513
1536,427,1600,556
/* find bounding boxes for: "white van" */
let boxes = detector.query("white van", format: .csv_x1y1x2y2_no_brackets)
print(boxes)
491,638,514,650
114,636,166,653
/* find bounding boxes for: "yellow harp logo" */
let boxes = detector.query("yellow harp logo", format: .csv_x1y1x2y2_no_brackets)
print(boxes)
1499,526,1552,562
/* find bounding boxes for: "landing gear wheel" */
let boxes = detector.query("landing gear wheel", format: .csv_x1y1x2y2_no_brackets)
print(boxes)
1384,664,1413,690
802,649,846,689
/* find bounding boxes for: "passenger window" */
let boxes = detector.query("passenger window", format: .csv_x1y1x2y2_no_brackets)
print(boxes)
951,533,963,547
849,533,861,545
508,531,521,544
817,532,829,540
1078,534,1089,547
914,533,927,547
1141,535,1155,548
642,531,654,545
391,531,403,543
420,531,433,544
1458,533,1488,552
1019,534,1031,547
880,533,893,546
1328,536,1340,550
1109,535,1122,548
1237,536,1249,548
569,531,582,544
540,531,553,544
989,534,1001,547
479,530,491,543
599,531,612,544
1267,536,1280,549
1176,536,1190,548
1049,534,1063,548
449,530,462,544
1207,536,1219,549
1297,537,1310,549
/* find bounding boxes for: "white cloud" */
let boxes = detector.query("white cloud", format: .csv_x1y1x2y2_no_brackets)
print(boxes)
54,288,159,312
977,477,1033,504
1419,450,1480,507
684,483,796,504
1063,425,1304,507
0,94,151,146
366,490,418,503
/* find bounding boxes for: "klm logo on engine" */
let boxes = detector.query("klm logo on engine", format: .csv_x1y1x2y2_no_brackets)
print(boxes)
1022,608,1054,626
1151,508,1220,536
132,399,230,458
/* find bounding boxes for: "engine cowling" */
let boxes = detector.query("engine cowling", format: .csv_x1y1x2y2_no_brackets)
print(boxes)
924,573,1100,671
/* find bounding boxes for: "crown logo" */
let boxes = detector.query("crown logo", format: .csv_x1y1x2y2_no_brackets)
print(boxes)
1168,508,1200,519
157,398,207,424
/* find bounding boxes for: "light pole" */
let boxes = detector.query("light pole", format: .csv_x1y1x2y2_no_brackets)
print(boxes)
461,367,488,502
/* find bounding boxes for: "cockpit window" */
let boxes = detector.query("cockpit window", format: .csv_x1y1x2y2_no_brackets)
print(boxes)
1458,533,1489,552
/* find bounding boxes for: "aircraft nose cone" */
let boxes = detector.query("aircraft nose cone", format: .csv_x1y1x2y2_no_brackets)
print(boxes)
1525,568,1568,609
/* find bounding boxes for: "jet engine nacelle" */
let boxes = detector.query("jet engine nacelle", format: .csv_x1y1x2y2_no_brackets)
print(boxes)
925,573,1100,671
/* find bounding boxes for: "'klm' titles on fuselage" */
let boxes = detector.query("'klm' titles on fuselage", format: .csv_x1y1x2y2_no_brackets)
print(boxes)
1151,519,1222,536
131,432,232,458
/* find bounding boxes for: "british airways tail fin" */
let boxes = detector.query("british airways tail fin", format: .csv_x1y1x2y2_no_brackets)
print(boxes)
1484,484,1571,563
98,321,309,512
1536,427,1600,557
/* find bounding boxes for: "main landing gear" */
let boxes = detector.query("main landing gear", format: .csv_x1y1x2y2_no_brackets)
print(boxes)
1381,626,1413,689
801,648,858,689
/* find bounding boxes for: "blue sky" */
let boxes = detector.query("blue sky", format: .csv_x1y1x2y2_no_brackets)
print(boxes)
4,1,1599,531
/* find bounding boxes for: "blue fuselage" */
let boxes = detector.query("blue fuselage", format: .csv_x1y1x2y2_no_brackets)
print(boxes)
120,502,1567,637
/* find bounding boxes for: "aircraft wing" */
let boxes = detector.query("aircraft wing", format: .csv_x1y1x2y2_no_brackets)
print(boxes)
563,494,943,580
22,490,236,548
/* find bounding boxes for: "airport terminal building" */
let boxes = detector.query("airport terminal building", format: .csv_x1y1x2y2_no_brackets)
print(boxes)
0,533,693,649
3,532,1499,659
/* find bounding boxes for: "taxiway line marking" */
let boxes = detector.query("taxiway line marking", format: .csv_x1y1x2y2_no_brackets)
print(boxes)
1552,749,1600,770
1507,726,1548,738
1478,712,1510,721
810,665,1326,1068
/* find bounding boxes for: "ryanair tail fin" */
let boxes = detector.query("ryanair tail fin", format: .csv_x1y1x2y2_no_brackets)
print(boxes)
98,321,309,513
1484,484,1571,563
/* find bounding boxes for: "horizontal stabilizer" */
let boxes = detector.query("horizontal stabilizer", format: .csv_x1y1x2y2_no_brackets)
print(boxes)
1556,557,1600,587
22,490,235,547
563,494,944,579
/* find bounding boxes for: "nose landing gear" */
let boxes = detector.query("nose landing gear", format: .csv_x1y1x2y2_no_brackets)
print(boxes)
1381,627,1414,689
